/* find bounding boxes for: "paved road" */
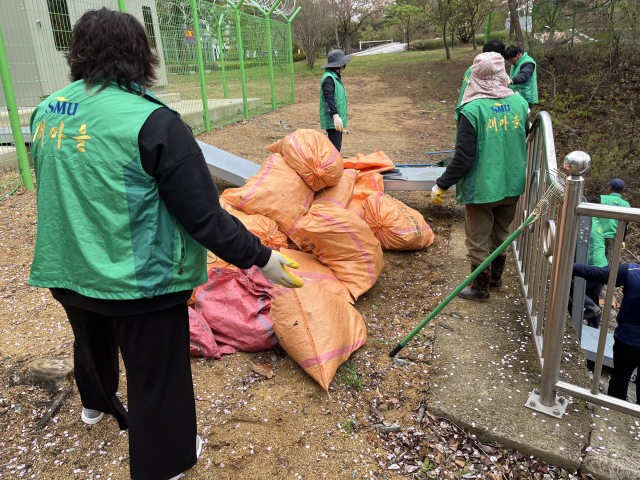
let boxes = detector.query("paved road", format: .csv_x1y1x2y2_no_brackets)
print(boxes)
352,42,408,56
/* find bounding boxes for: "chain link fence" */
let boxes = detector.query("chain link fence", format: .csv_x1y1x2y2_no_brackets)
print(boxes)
0,0,299,199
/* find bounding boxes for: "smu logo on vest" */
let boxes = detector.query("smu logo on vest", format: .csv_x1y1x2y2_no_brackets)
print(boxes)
44,97,79,116
491,103,511,114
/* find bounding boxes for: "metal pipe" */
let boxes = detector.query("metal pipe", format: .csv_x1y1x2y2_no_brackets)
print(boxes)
191,0,210,131
555,381,640,418
576,203,640,222
539,159,588,407
0,24,34,190
283,7,301,104
591,221,626,395
224,0,249,119
215,13,228,99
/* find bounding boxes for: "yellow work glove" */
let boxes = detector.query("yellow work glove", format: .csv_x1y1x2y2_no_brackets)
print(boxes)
431,184,446,206
259,251,304,288
333,114,344,132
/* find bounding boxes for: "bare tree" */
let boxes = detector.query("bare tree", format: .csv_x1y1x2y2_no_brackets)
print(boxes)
291,0,334,67
507,0,524,49
331,0,391,54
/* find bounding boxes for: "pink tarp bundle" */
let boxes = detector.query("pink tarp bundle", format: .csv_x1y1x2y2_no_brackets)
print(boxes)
188,266,277,357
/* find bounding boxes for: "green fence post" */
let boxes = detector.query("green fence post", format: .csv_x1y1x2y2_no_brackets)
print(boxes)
214,13,228,99
117,0,126,13
191,0,210,131
283,7,301,104
484,9,492,43
224,0,248,119
253,0,282,111
0,25,34,190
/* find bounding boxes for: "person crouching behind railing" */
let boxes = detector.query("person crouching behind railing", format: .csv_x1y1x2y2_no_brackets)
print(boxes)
573,263,640,403
430,52,529,302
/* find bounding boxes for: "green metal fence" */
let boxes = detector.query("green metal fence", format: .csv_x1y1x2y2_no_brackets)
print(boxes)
0,0,300,199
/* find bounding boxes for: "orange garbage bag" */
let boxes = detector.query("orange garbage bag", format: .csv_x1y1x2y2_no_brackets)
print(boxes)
219,199,287,249
267,129,343,191
241,214,289,250
352,172,384,207
347,202,366,222
364,192,435,251
313,169,357,209
343,150,394,176
294,204,384,300
220,153,314,248
278,248,353,303
271,281,366,391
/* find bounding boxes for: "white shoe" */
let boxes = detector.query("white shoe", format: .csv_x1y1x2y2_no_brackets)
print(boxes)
168,435,202,480
81,407,104,425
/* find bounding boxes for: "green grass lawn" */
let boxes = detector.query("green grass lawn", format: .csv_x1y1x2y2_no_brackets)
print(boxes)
293,48,477,79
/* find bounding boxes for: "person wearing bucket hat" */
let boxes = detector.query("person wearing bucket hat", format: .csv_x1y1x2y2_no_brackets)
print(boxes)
319,49,352,151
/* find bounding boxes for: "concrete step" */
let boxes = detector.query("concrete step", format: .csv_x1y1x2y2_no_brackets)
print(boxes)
170,97,262,127
154,91,182,104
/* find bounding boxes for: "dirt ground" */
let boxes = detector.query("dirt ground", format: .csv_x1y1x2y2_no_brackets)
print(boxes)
0,49,572,480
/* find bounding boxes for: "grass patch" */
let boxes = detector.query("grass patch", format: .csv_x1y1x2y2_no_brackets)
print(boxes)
335,362,363,390
341,418,357,437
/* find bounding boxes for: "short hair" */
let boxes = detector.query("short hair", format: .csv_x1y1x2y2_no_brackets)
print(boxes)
610,186,624,193
67,8,159,96
504,45,523,60
483,39,506,57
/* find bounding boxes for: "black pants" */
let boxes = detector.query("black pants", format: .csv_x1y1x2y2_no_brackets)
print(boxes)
584,281,604,328
608,338,640,403
326,129,342,152
61,302,197,480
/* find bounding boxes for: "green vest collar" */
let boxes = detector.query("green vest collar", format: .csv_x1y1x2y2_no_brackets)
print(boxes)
609,192,622,198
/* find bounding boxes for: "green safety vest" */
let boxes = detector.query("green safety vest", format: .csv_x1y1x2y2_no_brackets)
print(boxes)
588,217,608,268
599,193,630,238
454,95,529,205
319,70,348,130
509,52,538,105
455,65,473,121
29,80,207,300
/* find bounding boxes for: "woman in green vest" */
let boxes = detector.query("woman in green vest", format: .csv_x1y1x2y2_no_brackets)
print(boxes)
431,52,529,302
505,45,538,106
319,49,351,152
28,8,301,480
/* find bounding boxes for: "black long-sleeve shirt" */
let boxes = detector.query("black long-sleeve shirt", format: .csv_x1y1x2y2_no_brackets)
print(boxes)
573,263,640,346
51,108,271,315
511,62,535,85
435,115,477,190
322,71,340,117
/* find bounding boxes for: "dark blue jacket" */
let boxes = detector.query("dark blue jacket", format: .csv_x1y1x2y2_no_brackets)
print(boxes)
573,263,640,347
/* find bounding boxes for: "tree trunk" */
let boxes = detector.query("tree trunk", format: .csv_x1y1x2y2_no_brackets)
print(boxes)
344,32,351,54
451,31,454,49
334,22,340,49
443,23,450,59
508,0,524,49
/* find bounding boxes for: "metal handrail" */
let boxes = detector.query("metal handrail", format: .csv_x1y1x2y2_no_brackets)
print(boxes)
515,112,640,418
513,112,559,367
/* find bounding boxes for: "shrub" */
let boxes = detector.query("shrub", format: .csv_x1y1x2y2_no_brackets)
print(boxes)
408,31,509,51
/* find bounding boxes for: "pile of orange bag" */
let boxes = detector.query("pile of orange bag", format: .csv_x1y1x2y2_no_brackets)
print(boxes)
191,129,434,391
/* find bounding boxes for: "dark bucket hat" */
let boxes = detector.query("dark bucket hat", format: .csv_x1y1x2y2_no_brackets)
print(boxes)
321,49,352,69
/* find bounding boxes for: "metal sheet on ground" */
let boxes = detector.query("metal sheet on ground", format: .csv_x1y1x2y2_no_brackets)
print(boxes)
581,325,614,367
197,140,260,186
